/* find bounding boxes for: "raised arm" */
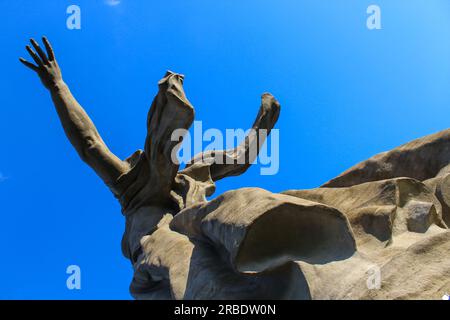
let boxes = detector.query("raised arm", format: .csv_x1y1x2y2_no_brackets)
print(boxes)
188,93,280,181
20,37,128,184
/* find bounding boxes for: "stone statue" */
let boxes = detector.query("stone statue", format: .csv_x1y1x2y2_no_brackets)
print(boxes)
21,38,450,299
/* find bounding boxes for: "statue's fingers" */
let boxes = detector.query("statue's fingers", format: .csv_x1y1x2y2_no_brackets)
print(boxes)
19,57,39,72
42,37,55,61
30,38,49,64
25,45,43,67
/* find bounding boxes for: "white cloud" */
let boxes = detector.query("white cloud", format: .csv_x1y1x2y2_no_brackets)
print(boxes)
105,0,121,6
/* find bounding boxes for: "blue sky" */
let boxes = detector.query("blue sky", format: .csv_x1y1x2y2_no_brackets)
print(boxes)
1,0,450,299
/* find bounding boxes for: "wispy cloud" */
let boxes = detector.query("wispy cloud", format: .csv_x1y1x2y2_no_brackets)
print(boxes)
105,0,121,6
0,172,8,182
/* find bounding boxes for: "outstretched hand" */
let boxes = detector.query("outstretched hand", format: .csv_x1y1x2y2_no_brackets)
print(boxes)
19,37,62,90
257,93,281,131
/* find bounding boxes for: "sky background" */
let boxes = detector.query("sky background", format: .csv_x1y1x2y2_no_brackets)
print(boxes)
1,0,450,299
